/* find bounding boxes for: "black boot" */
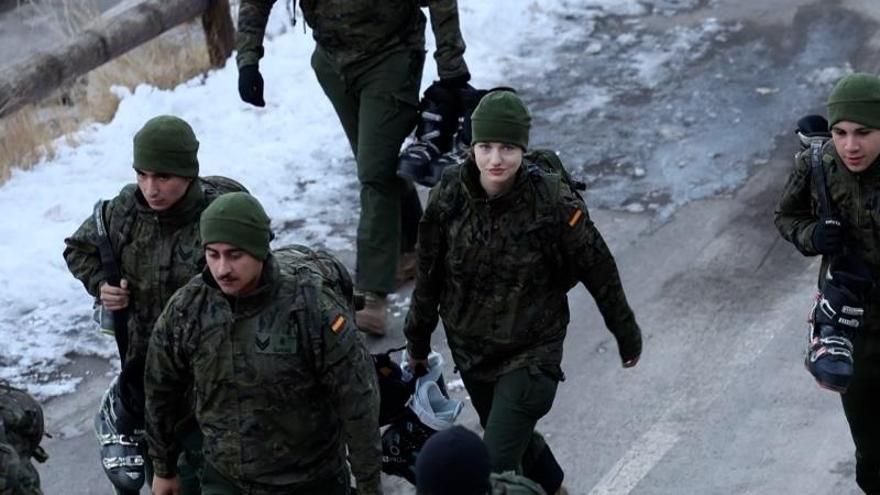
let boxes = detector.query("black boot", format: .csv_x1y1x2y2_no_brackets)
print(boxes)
398,83,459,187
806,255,873,392
94,375,146,493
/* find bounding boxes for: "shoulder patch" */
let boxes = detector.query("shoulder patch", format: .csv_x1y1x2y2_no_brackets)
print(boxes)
568,208,584,227
330,315,346,334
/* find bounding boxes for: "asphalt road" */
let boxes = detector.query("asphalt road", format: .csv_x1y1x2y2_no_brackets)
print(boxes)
28,0,880,493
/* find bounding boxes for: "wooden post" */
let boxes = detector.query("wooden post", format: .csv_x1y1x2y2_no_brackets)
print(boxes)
201,0,235,68
0,0,210,119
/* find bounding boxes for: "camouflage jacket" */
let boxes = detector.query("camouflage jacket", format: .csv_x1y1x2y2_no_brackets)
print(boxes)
405,158,642,382
775,139,880,329
144,248,382,493
0,383,45,495
236,0,469,80
63,177,245,362
491,471,547,495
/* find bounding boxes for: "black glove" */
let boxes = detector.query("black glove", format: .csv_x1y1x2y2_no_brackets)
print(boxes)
812,218,844,255
238,65,265,107
616,331,642,368
438,72,471,90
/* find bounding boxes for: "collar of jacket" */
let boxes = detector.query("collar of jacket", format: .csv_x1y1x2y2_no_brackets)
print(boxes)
202,253,280,318
459,159,530,210
133,178,207,227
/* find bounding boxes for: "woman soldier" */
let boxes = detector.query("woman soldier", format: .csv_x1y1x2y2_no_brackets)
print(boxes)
404,90,643,494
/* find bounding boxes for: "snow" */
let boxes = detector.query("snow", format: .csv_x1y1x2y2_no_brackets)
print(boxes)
0,0,756,397
0,0,552,397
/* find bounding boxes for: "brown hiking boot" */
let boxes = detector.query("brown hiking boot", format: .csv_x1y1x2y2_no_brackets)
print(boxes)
356,292,387,336
396,251,417,288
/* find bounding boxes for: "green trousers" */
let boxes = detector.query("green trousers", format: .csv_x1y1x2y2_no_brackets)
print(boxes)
200,463,349,495
461,367,558,474
311,47,424,294
842,332,880,493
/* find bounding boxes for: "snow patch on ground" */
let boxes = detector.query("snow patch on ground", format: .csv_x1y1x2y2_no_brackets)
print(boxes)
0,1,560,396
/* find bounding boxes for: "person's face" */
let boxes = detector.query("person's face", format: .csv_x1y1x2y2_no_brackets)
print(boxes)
205,243,264,297
831,121,880,173
136,169,192,211
473,142,523,195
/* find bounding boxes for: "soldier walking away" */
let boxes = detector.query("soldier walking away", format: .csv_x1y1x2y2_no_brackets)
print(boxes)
415,425,547,495
404,90,642,495
63,116,246,495
0,382,47,495
775,73,880,494
145,192,383,495
235,0,471,335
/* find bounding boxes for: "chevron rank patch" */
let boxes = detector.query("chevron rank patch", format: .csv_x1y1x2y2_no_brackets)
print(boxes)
330,315,346,334
568,208,584,228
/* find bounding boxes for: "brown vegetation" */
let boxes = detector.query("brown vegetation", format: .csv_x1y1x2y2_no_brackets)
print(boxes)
0,0,214,183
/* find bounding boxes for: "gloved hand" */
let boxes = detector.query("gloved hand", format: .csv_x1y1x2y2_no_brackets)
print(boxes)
438,72,471,90
617,331,642,368
238,65,265,107
812,218,844,255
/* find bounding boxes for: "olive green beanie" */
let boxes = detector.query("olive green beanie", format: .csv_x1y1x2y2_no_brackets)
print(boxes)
827,73,880,129
470,90,532,150
200,192,272,260
133,115,200,177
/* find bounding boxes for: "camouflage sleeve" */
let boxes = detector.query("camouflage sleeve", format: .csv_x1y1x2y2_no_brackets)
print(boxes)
313,286,383,495
236,0,277,69
404,187,446,360
424,0,469,79
63,193,129,297
559,189,642,362
0,436,20,494
144,291,193,478
774,151,820,256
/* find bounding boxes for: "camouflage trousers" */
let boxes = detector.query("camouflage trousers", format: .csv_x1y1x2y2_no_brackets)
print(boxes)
842,331,880,493
200,463,350,495
0,442,41,495
462,367,561,491
311,46,424,294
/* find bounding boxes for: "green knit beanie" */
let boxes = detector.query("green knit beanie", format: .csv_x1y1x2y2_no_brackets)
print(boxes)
200,192,272,260
827,73,880,129
133,115,200,177
470,90,532,150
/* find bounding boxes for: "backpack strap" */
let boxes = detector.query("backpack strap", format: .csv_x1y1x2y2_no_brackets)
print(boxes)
810,139,833,220
292,268,326,373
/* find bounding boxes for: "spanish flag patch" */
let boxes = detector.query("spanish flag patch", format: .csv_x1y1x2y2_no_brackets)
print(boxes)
330,315,346,334
568,208,584,228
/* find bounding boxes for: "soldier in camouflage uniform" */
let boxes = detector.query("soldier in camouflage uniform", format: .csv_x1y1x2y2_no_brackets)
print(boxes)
775,73,880,493
0,382,46,495
63,115,246,494
404,91,642,495
236,0,471,335
145,192,383,495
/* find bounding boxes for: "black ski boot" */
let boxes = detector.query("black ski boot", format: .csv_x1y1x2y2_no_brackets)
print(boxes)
94,376,146,494
398,83,459,187
795,114,831,151
806,255,873,392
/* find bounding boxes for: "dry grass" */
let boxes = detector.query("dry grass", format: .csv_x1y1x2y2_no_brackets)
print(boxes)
0,0,215,183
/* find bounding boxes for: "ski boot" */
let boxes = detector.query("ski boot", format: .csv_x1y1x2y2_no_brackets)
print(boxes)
94,376,146,494
398,83,459,187
795,114,831,151
806,255,873,392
